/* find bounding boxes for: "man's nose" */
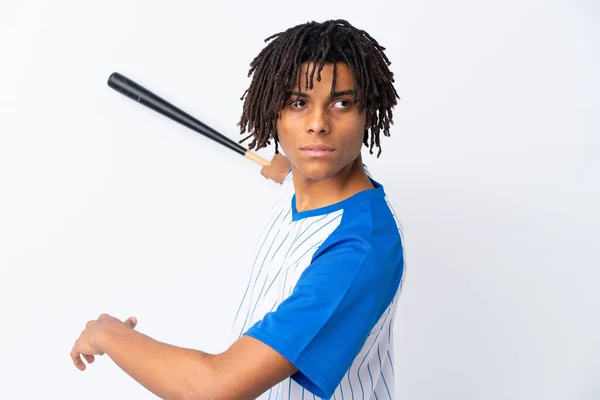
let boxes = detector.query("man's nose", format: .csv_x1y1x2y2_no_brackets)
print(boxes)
306,109,331,135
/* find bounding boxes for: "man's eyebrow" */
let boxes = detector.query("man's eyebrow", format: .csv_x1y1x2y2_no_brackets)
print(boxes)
331,89,356,97
288,89,356,98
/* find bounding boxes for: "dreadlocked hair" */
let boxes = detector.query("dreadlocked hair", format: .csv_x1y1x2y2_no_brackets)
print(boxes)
237,19,399,157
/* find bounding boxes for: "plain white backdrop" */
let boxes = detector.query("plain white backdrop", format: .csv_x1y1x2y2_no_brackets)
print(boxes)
0,0,598,399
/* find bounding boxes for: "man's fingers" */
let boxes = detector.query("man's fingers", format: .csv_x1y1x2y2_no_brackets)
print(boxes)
260,166,270,178
70,347,86,371
83,354,95,364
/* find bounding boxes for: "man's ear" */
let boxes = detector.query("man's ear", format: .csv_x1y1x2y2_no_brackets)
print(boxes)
365,110,373,129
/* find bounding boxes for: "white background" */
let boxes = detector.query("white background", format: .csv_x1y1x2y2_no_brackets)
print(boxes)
0,0,598,399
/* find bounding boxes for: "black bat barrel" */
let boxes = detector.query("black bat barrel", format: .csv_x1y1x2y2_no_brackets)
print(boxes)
107,72,246,156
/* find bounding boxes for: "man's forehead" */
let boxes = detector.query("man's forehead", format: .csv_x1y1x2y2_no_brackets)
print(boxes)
287,62,355,88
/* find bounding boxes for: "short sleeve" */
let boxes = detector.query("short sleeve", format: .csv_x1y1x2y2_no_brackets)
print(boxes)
243,232,403,398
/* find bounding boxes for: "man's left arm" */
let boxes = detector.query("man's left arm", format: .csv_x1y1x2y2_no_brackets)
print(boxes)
70,314,297,400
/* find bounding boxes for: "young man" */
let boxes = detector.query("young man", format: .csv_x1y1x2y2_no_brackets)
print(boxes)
71,19,405,400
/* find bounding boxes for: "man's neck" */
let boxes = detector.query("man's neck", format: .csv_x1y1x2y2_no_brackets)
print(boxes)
292,156,374,213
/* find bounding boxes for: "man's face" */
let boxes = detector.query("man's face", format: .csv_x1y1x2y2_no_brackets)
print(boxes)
276,62,367,181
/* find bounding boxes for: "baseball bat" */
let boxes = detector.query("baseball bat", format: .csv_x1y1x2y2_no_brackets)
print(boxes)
106,72,270,167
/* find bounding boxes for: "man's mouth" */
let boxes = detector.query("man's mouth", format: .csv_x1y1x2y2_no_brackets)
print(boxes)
300,144,335,151
300,145,335,158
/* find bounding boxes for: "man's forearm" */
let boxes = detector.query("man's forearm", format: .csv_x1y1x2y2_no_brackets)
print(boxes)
97,325,216,400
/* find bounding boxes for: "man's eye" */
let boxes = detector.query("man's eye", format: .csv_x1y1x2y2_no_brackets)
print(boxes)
334,100,352,108
290,99,306,108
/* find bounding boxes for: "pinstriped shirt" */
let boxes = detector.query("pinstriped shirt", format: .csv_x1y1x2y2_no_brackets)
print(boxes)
231,169,406,399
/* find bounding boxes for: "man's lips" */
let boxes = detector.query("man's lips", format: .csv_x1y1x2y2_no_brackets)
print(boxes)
300,145,335,158
300,144,335,151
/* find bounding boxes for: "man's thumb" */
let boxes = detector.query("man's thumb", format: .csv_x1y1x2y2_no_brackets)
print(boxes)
125,316,138,329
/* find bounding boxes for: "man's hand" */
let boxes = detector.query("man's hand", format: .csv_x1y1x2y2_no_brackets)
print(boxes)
261,154,291,184
71,313,137,371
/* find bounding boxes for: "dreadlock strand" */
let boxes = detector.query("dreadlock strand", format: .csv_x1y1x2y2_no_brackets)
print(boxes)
330,61,337,99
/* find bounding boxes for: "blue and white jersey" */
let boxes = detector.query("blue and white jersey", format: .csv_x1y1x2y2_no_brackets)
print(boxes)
232,168,406,400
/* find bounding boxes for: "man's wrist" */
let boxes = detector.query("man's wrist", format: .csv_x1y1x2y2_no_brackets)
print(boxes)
95,322,129,353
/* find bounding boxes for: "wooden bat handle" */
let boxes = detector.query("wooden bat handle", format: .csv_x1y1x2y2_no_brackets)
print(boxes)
244,151,271,167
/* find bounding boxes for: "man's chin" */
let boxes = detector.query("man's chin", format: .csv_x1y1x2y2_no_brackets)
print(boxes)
294,165,338,181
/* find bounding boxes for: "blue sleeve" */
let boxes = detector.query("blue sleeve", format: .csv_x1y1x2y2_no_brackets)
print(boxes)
243,231,403,398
